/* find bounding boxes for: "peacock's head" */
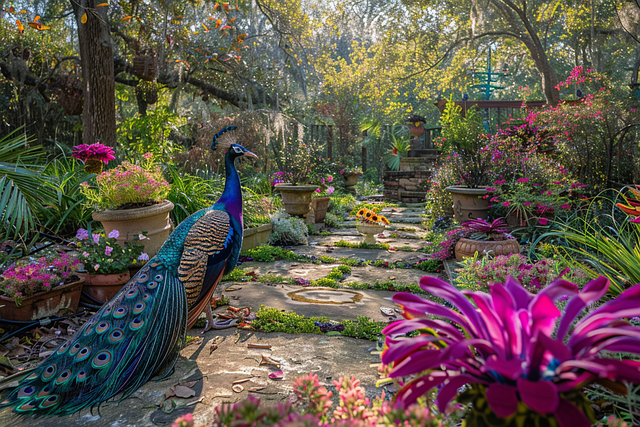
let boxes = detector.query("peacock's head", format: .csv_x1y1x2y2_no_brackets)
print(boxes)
211,126,258,162
228,143,258,161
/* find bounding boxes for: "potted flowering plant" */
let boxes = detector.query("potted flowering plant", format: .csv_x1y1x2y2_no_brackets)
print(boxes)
81,156,173,257
454,217,521,261
75,227,147,303
340,166,362,189
72,142,116,174
307,174,335,224
354,207,390,244
0,252,83,321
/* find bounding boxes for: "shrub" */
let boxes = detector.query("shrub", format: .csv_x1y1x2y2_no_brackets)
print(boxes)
323,212,340,228
268,212,309,246
82,161,170,210
240,245,299,262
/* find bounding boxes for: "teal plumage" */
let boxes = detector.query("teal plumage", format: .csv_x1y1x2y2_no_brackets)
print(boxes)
0,128,257,416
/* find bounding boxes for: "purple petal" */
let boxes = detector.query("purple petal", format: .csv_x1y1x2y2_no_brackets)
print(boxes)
536,277,579,303
504,275,532,309
530,293,561,338
491,283,521,357
389,349,442,378
395,372,447,408
556,276,609,342
570,325,640,355
485,383,519,418
382,336,443,366
537,332,571,363
554,397,592,427
517,378,559,414
483,356,524,381
555,371,596,392
382,318,463,339
419,276,488,339
392,292,477,335
435,375,478,413
572,283,640,338
465,291,506,355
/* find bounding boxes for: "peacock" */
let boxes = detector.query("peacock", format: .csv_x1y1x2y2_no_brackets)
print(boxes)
0,126,257,416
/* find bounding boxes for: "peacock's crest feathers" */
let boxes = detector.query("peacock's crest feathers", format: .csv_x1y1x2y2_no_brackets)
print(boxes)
0,260,187,416
211,126,238,152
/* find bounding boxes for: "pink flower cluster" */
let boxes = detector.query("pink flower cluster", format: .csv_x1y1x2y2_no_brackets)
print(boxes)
72,142,116,164
92,162,170,209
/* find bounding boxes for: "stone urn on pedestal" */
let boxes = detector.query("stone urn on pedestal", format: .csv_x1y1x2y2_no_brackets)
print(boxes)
356,224,386,244
446,186,489,222
276,185,319,217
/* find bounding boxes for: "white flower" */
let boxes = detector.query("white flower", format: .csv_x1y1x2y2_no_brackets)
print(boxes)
138,234,148,240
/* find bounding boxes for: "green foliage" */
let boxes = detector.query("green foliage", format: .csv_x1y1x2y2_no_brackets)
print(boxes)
252,307,383,341
311,277,339,288
117,107,185,158
0,130,52,242
268,213,309,246
414,259,442,272
221,267,247,282
334,240,390,250
384,134,410,171
77,229,145,274
323,212,341,228
243,190,276,228
37,157,93,236
341,316,385,341
439,98,484,154
327,194,357,217
165,166,221,225
241,245,299,262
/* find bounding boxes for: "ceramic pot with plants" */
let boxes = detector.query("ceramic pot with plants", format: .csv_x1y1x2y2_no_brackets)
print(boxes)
80,157,174,257
454,218,521,261
276,184,319,217
341,167,362,193
72,142,116,175
354,207,390,244
75,228,147,303
0,252,84,321
446,186,489,222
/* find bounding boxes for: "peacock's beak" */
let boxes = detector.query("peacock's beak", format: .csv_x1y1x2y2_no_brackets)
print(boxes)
244,151,258,160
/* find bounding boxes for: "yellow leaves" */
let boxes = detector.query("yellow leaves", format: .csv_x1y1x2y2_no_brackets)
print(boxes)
213,3,219,11
220,25,231,31
201,23,209,32
81,13,88,23
96,2,109,6
229,17,236,23
215,19,222,29
16,19,24,34
121,15,132,22
28,15,51,30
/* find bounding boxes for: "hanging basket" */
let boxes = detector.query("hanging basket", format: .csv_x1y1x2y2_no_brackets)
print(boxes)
136,83,158,105
133,52,158,81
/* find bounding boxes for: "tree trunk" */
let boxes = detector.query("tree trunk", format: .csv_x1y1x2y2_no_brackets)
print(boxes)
71,0,116,147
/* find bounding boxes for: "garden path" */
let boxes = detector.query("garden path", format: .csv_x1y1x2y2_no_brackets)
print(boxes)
0,206,435,427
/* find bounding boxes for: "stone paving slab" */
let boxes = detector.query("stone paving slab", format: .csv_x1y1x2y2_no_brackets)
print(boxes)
309,235,428,251
2,332,382,427
216,282,402,322
236,260,433,287
289,245,427,263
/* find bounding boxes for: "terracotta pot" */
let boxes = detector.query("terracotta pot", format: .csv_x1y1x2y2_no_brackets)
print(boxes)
92,200,174,258
446,187,489,222
0,279,84,322
133,53,158,81
343,173,359,187
241,223,273,251
78,271,131,304
454,237,521,261
276,185,319,217
309,197,331,223
357,224,385,244
409,124,424,136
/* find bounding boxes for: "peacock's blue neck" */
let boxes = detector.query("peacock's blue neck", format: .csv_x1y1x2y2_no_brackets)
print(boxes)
216,152,243,226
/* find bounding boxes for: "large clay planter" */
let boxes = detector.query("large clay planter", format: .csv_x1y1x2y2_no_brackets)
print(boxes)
0,279,84,322
78,271,131,304
446,187,489,222
276,185,319,217
241,223,273,251
454,237,521,261
308,197,331,224
343,173,359,187
92,200,174,258
357,224,385,244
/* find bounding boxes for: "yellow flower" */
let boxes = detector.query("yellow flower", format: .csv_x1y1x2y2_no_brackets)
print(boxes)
356,208,365,218
380,216,390,225
365,211,372,219
371,214,379,223
77,242,82,247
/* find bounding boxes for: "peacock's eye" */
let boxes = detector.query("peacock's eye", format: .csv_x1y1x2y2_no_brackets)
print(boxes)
234,146,242,153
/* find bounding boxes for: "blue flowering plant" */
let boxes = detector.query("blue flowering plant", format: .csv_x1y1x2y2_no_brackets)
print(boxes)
74,228,147,274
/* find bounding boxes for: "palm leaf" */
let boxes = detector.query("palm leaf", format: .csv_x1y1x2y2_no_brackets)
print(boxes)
0,130,52,241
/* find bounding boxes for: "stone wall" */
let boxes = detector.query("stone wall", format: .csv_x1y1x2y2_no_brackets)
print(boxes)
383,150,438,203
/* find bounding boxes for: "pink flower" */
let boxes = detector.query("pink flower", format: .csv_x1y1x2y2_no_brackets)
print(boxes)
143,152,153,159
82,251,89,257
517,178,529,183
485,187,496,192
326,175,333,183
72,142,115,164
490,197,499,202
326,186,335,194
340,169,345,174
561,204,571,209
630,218,640,223
94,264,100,271
108,229,120,239
105,246,113,256
92,234,100,244
502,202,510,207
524,202,532,206
316,188,321,193
539,217,549,226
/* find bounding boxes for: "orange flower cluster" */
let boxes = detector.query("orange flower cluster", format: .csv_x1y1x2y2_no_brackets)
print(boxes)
355,208,390,225
617,186,640,217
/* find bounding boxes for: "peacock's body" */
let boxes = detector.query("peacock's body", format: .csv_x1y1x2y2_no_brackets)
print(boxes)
0,127,257,416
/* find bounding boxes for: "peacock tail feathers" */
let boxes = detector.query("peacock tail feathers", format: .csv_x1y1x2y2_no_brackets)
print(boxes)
0,259,187,416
